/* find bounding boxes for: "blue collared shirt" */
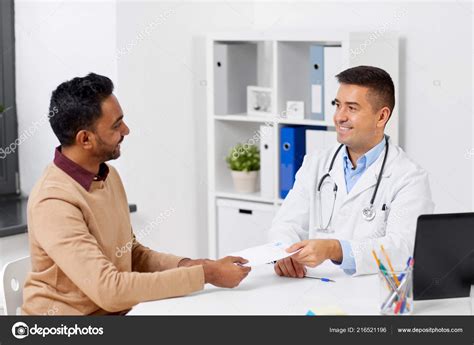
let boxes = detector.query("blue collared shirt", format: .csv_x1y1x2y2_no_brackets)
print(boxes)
337,137,386,275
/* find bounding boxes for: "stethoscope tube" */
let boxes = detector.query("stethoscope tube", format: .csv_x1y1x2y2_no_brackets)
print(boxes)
316,136,389,229
317,144,344,193
370,137,389,206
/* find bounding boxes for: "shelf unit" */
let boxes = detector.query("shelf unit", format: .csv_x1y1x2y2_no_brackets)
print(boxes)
213,114,333,127
207,31,399,258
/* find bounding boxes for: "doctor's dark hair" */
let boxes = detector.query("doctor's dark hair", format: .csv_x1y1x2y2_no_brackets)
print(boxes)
49,73,114,146
336,65,395,115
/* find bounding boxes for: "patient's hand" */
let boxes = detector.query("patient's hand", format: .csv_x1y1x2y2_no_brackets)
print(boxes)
178,258,214,267
203,256,251,288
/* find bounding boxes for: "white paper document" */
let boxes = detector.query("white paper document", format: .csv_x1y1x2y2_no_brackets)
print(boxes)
229,242,301,267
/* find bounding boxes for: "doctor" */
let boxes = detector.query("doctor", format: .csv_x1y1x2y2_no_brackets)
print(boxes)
269,65,434,277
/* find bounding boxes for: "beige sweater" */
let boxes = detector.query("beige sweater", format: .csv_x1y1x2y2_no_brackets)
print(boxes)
22,163,204,315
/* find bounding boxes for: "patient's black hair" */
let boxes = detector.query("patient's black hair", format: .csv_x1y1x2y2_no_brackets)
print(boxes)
49,73,114,146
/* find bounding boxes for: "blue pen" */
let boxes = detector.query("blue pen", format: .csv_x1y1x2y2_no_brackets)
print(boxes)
305,276,335,283
398,257,412,281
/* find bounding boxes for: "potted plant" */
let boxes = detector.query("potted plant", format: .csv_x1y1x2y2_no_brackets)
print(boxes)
225,143,260,193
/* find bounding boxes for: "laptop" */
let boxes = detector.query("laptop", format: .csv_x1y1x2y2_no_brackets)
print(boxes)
413,213,474,300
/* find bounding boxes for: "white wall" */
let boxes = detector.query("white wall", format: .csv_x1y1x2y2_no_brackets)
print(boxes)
7,1,472,272
115,2,258,257
15,0,118,193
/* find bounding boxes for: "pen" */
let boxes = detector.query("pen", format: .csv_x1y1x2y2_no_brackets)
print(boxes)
380,245,400,286
381,274,409,311
304,276,335,283
372,250,401,298
398,257,412,281
379,263,400,296
384,263,413,312
382,204,389,222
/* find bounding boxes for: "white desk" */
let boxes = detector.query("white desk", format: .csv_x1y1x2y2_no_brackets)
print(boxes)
129,262,471,316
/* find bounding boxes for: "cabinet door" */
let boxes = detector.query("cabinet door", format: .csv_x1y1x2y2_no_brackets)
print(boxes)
217,200,276,256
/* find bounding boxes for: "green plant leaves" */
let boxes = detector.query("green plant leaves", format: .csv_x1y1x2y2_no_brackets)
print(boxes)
225,143,260,172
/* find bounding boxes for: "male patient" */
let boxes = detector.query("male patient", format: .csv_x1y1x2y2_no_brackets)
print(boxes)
22,73,250,315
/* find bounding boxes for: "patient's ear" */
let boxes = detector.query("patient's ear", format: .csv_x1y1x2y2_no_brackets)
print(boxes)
76,129,94,150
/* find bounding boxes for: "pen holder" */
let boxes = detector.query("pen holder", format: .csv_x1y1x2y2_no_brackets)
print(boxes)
378,268,413,315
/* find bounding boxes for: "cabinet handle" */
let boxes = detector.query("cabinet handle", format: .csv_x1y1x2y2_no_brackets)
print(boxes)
238,209,252,215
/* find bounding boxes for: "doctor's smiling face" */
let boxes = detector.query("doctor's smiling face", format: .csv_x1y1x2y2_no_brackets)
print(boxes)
333,66,394,159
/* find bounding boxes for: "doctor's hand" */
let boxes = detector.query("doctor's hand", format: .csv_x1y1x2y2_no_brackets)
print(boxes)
286,239,343,268
274,257,307,278
203,256,251,288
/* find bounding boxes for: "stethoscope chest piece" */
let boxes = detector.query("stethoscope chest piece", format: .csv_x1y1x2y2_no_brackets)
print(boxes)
362,205,376,221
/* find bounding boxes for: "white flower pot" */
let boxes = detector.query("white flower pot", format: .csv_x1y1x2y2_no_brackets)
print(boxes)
231,170,259,194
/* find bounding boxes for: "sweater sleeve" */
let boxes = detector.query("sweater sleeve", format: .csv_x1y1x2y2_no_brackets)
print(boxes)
31,197,205,313
131,235,187,272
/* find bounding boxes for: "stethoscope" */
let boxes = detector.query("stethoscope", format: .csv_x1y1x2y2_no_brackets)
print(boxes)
316,136,389,233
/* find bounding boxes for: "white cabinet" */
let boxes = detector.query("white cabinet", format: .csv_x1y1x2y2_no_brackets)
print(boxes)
217,199,276,256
